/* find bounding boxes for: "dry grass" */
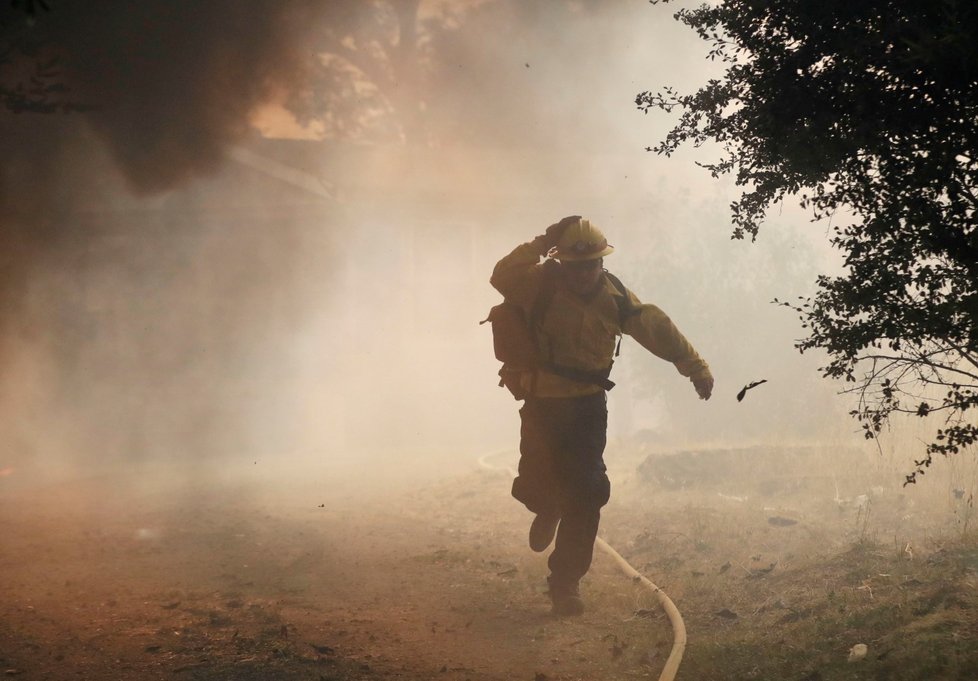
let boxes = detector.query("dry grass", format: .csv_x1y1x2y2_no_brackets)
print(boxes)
598,440,978,680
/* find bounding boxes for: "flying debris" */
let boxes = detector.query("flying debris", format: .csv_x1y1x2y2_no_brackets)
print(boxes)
736,379,768,402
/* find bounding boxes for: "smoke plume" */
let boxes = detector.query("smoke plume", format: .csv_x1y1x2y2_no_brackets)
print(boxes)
27,1,323,192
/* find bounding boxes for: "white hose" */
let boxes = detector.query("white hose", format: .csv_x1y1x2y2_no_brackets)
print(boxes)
477,451,686,681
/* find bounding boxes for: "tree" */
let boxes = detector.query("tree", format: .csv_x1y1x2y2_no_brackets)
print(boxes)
286,0,619,148
637,0,978,482
284,1,429,144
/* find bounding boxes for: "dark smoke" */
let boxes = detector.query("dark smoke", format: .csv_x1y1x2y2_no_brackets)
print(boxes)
0,0,327,351
0,1,330,276
32,1,324,193
0,2,334,470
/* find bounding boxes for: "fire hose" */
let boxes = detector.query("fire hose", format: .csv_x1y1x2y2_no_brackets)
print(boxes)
477,451,687,681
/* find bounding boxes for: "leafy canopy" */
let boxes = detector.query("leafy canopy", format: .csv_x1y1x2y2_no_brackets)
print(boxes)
638,0,978,482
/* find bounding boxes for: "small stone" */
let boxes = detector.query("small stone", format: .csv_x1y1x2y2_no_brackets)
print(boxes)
847,643,868,662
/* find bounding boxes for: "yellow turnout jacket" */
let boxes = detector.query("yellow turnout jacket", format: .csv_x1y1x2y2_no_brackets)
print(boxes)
490,238,712,399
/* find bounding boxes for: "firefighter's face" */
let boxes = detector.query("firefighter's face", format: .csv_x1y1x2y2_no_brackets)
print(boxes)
561,257,604,296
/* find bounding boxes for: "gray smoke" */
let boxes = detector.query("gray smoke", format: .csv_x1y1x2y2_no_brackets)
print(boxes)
0,2,337,473
0,1,859,482
0,0,328,352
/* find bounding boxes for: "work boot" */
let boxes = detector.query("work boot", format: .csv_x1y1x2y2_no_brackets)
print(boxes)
528,513,560,553
547,576,584,617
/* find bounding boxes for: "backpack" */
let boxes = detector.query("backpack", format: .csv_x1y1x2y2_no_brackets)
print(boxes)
482,261,635,400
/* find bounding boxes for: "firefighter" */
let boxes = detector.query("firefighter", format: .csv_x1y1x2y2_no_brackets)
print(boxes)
490,216,713,616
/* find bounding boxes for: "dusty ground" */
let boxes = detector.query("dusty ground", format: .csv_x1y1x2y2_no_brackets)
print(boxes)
2,443,977,681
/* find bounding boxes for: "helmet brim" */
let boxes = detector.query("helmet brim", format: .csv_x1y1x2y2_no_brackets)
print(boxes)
555,244,614,262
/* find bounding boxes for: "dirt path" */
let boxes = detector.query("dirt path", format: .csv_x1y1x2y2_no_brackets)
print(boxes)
3,445,977,680
0,459,667,681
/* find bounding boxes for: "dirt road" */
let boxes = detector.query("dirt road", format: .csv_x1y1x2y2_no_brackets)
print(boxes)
2,445,977,680
0,455,667,681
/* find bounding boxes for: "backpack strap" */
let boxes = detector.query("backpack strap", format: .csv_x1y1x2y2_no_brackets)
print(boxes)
603,270,637,325
530,259,560,332
524,260,561,396
603,270,639,357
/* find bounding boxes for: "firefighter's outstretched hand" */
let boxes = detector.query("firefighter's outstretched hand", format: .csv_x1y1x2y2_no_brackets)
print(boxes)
693,374,714,401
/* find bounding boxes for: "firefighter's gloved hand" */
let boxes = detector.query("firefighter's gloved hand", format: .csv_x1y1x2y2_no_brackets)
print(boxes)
693,374,714,400
541,215,581,249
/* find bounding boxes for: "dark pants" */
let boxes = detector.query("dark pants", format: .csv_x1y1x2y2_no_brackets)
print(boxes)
512,392,610,589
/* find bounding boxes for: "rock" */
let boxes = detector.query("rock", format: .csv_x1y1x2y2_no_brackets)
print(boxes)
847,643,868,662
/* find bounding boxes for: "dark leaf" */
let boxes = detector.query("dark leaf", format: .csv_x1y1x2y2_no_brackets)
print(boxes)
736,379,768,402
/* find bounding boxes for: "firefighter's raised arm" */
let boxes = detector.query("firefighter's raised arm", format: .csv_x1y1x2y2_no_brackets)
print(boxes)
490,216,580,303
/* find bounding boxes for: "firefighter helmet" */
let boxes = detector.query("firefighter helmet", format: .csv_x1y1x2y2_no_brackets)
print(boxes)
552,217,614,261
